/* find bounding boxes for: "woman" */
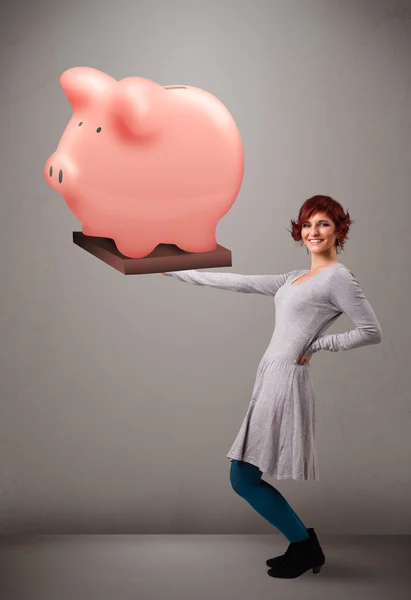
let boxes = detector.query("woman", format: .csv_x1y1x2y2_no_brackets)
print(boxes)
162,195,382,579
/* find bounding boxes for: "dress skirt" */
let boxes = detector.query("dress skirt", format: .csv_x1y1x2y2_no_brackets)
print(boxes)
226,357,319,481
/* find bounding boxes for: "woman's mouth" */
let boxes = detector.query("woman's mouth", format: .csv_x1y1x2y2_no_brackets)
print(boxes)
309,239,324,245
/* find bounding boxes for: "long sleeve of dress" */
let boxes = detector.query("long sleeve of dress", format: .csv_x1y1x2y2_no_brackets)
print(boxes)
306,267,382,354
166,269,293,296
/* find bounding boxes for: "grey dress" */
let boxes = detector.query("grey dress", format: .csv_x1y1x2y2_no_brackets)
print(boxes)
167,263,382,481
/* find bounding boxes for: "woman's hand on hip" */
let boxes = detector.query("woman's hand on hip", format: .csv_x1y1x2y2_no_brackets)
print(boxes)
298,354,311,366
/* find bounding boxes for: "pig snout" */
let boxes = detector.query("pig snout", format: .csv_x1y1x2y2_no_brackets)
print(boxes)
44,153,74,191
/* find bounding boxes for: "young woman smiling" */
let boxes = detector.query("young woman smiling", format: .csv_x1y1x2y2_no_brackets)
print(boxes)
162,195,382,579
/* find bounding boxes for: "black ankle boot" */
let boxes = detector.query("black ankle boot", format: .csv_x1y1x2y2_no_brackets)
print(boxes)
267,528,325,579
266,528,316,568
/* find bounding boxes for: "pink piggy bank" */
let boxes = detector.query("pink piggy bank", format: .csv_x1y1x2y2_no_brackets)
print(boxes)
44,67,244,258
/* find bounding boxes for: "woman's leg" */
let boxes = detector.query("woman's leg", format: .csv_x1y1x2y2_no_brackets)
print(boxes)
230,460,310,543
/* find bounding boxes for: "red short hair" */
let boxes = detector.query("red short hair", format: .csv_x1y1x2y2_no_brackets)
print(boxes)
289,195,353,251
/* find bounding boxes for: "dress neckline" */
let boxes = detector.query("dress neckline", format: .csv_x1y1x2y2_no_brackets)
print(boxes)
289,263,341,287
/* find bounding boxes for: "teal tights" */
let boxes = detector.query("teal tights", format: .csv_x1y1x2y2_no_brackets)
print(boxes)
230,460,310,543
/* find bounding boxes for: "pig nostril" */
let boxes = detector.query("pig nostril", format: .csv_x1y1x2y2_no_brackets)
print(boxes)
58,169,63,183
49,166,53,177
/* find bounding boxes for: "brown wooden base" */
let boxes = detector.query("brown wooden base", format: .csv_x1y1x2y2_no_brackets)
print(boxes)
72,232,232,275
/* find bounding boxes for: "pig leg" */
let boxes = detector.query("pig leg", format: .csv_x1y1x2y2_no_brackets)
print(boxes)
113,230,158,259
82,224,106,236
174,221,218,253
82,220,114,238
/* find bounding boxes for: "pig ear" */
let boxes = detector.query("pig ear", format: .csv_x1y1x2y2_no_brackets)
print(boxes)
60,67,115,110
111,77,167,140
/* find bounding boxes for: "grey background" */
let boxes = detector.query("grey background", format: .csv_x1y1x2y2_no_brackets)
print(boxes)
1,0,410,535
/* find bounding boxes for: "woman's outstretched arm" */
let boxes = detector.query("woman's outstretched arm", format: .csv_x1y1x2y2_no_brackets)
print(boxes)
163,269,295,296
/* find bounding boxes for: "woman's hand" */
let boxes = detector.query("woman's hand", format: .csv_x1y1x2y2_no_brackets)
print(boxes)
298,354,311,366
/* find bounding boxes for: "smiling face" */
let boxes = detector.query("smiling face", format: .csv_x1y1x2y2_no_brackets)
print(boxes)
301,211,340,256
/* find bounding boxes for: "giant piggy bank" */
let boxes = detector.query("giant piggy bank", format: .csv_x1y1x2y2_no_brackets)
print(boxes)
44,67,244,258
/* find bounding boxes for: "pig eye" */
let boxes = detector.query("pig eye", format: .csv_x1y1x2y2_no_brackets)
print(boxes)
78,122,83,126
96,127,102,133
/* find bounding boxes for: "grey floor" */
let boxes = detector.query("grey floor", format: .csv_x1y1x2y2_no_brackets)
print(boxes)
0,534,410,599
